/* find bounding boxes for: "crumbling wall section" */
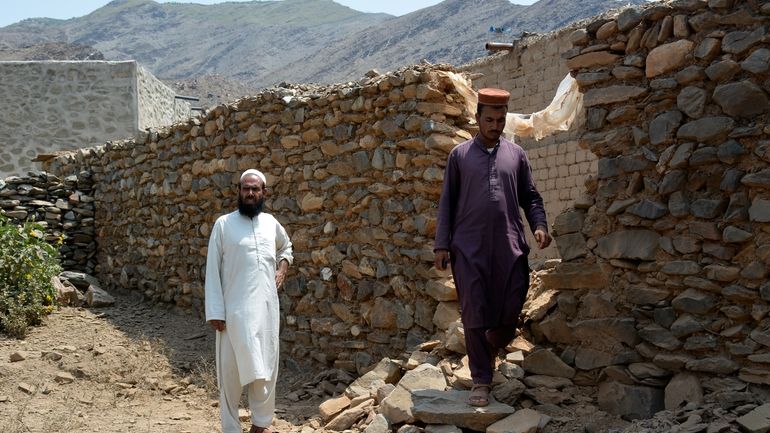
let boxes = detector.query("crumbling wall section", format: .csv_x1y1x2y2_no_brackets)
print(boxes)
0,171,96,273
539,0,770,408
463,28,596,261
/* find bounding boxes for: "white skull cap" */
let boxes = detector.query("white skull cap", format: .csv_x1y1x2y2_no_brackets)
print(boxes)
240,169,267,186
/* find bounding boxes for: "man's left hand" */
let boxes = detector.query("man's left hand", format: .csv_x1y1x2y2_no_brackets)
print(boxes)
534,227,552,249
276,259,289,288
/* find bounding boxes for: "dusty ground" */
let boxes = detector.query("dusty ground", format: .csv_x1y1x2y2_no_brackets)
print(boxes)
0,288,325,433
0,288,637,433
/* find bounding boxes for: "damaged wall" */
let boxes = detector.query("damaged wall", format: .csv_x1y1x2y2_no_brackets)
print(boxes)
537,0,770,416
0,171,96,273
20,0,770,421
463,27,597,261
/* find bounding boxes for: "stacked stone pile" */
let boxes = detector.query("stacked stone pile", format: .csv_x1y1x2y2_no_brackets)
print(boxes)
0,171,96,273
536,0,770,420
53,270,116,308
43,64,477,363
305,317,770,433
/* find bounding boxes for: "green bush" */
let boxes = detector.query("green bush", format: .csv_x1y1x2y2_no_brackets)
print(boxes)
0,214,62,338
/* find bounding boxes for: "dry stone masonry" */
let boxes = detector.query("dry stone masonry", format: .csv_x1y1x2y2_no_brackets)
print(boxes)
43,65,477,364
26,0,770,427
540,0,770,420
0,172,96,273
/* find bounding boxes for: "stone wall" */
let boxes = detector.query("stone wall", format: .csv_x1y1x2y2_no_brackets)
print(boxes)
137,65,191,130
0,61,190,179
0,172,96,273
44,66,480,363
539,0,770,410
463,28,597,261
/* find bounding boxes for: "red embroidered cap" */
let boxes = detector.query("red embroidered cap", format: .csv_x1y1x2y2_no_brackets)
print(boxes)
477,88,510,106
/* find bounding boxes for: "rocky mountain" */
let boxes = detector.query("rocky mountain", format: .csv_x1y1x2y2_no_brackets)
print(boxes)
278,0,650,84
0,0,648,105
0,42,104,61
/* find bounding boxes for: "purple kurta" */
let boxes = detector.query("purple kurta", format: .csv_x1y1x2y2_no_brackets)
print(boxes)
434,136,547,329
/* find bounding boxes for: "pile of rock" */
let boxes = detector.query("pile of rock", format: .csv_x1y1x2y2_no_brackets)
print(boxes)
311,331,770,433
53,271,115,308
0,171,96,273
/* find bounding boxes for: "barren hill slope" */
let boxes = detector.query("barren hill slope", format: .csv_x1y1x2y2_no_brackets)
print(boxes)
0,0,647,100
0,0,391,86
279,0,648,85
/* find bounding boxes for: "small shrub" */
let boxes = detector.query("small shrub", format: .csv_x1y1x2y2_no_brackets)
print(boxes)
0,214,62,338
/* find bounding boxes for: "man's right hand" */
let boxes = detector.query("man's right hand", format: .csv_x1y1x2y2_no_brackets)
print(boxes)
209,320,226,332
434,249,450,271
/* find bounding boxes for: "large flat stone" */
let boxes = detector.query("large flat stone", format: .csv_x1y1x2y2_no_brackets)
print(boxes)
487,408,543,433
596,230,659,260
646,40,695,77
598,381,664,420
584,85,648,107
380,363,447,424
677,116,735,144
735,403,770,433
539,263,611,290
410,389,515,431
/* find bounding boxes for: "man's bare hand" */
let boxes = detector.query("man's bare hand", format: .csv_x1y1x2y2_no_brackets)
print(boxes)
209,320,226,332
276,268,287,289
534,227,552,250
276,259,289,288
434,249,450,270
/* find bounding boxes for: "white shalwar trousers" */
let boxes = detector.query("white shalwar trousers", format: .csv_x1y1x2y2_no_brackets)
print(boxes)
216,330,278,433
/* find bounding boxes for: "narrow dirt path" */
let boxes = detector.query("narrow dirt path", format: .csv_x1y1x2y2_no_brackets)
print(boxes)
0,289,324,433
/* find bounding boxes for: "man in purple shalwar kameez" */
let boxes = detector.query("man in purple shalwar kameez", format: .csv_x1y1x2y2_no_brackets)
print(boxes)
434,88,552,407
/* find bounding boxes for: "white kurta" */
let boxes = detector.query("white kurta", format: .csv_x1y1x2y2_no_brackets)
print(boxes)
205,210,293,386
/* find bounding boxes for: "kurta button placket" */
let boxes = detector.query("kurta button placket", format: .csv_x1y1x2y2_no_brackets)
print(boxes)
488,145,500,202
252,219,260,267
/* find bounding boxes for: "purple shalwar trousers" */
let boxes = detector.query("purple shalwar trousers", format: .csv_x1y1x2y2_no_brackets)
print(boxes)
463,257,530,385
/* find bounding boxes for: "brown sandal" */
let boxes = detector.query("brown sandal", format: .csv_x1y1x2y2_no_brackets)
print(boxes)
248,426,273,433
468,384,491,407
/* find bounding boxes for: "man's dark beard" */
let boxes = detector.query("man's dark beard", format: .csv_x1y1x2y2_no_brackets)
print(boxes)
238,196,264,218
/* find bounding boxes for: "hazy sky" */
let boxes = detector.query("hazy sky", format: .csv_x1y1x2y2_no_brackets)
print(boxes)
0,0,540,28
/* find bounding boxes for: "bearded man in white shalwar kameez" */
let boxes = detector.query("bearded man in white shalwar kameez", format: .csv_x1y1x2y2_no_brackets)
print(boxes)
205,169,293,433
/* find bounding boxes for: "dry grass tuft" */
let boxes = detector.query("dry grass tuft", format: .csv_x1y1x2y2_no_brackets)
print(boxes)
190,355,219,399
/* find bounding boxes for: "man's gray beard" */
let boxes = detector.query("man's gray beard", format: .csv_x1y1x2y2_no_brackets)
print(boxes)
238,197,264,218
